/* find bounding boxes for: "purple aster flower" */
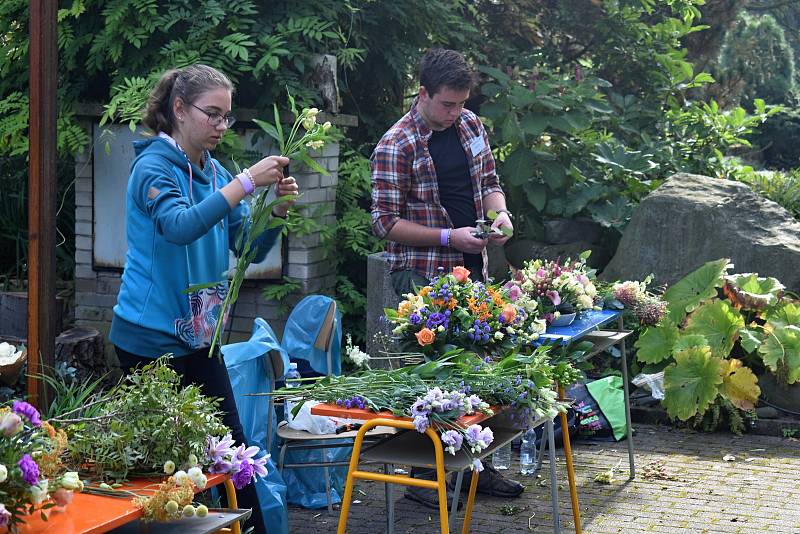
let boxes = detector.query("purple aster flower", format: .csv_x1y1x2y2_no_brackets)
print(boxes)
410,399,429,417
234,444,260,463
253,454,270,478
426,312,447,328
13,401,41,427
232,460,255,489
206,434,235,464
409,313,422,325
209,459,233,474
413,415,430,433
18,454,40,485
465,424,482,443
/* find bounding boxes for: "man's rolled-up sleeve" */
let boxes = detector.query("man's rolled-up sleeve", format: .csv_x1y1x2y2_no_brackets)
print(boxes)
370,140,410,239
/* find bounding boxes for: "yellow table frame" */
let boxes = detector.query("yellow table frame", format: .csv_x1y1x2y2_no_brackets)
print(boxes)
337,418,480,534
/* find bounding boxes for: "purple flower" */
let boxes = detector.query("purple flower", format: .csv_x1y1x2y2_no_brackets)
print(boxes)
13,401,41,427
206,434,235,464
0,411,23,437
209,459,233,474
0,503,10,526
234,444,260,463
253,455,269,478
410,399,429,417
465,424,482,443
426,312,447,328
18,454,40,486
471,458,485,472
440,430,463,453
232,460,255,489
409,313,422,325
413,415,430,433
546,290,561,306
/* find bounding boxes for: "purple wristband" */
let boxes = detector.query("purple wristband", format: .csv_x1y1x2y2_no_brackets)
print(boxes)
440,228,450,247
237,173,255,195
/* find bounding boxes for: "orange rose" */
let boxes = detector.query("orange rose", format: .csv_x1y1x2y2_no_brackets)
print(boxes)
501,303,517,324
452,266,471,283
415,327,436,346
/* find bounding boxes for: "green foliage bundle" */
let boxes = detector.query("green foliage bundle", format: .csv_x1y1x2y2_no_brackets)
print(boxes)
634,258,800,422
67,359,228,480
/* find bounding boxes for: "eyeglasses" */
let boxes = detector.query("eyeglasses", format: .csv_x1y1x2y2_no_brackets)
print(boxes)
189,103,236,128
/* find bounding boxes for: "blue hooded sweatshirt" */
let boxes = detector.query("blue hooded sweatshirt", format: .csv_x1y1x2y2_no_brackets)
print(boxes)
110,136,279,358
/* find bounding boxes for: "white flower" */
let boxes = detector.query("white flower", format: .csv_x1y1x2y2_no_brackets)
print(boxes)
437,325,444,332
585,282,597,298
322,121,332,131
0,464,7,483
347,345,371,369
577,294,594,310
188,466,207,489
30,479,49,505
308,107,320,116
305,139,324,150
173,470,190,486
494,331,504,340
0,342,22,365
163,460,175,475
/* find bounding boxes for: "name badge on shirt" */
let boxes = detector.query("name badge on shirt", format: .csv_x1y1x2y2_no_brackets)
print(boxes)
469,136,486,157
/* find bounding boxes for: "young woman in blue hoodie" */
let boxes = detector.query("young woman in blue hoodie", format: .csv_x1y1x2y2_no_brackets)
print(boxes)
110,64,296,533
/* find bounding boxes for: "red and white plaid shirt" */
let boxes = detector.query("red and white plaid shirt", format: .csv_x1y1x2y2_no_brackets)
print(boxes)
370,100,504,280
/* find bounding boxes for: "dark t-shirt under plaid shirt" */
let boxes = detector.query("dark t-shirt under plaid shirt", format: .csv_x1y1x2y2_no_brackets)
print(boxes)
370,101,504,281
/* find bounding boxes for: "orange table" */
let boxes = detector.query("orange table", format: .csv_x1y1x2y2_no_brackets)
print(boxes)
17,473,237,534
311,403,500,425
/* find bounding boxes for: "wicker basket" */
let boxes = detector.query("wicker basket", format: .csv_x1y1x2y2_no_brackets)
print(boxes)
0,347,26,386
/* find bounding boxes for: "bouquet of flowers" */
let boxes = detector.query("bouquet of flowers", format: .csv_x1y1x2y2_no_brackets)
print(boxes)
0,401,81,531
384,266,546,355
505,253,599,325
601,277,667,327
268,347,575,470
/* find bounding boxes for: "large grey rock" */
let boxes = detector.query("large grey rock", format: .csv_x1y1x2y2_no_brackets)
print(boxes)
601,173,800,290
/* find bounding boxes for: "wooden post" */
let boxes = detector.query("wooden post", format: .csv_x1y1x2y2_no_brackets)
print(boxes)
27,0,58,409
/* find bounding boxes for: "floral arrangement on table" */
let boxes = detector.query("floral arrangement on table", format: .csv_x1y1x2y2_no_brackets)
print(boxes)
384,266,547,356
504,252,599,326
0,400,82,531
268,346,575,468
600,277,667,327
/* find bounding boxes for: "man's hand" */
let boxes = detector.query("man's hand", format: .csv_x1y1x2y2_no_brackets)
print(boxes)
450,227,488,254
489,211,513,246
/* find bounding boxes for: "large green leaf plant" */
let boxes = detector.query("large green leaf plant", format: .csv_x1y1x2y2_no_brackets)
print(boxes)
634,258,800,421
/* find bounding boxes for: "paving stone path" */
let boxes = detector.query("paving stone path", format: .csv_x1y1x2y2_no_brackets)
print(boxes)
287,424,800,533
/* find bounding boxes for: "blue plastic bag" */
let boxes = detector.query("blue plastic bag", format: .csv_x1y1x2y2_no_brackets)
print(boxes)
222,318,291,534
279,295,351,508
282,295,342,376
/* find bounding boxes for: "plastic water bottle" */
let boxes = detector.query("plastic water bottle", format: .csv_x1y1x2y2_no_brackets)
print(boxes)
284,362,301,420
519,428,537,476
492,443,511,470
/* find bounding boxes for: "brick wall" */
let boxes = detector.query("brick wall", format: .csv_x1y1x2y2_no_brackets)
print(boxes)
73,118,344,360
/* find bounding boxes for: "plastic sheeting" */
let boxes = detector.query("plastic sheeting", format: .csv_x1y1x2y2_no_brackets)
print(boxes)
282,295,342,376
280,295,351,508
222,318,291,534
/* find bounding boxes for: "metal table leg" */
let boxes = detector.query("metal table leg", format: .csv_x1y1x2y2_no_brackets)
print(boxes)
450,470,464,528
546,419,561,534
619,316,636,479
559,385,582,533
385,463,394,534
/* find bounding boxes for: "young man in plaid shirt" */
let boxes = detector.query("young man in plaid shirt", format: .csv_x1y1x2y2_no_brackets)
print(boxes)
370,48,521,508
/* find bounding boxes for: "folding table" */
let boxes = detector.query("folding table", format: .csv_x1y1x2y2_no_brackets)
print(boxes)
537,309,635,534
311,404,563,534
